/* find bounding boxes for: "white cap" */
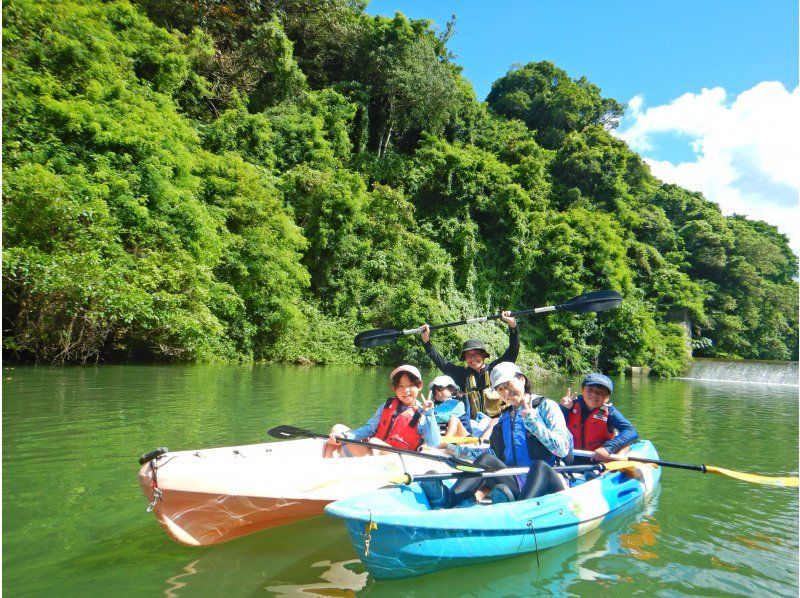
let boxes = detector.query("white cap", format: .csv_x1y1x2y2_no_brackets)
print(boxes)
490,361,523,390
428,375,460,392
389,364,422,382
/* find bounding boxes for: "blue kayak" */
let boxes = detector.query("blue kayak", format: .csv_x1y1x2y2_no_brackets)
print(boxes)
325,440,661,580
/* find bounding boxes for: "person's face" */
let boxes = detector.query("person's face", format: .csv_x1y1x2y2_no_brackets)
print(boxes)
394,373,422,405
495,375,526,406
432,385,453,402
582,384,610,410
463,349,486,370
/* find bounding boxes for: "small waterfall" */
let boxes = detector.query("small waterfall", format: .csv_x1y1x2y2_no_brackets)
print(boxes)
682,358,799,386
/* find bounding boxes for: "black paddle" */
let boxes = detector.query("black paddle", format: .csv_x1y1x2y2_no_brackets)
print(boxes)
354,290,623,348
390,463,607,485
267,425,484,472
306,462,613,490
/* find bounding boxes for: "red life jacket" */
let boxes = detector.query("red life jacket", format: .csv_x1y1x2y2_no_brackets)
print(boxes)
567,400,614,451
374,398,423,450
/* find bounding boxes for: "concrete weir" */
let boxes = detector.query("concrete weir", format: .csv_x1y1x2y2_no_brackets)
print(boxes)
681,358,799,386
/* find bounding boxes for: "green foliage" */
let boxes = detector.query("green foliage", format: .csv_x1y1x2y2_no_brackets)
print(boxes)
550,126,645,211
201,107,277,169
487,61,625,149
3,0,797,371
360,13,462,155
3,0,307,363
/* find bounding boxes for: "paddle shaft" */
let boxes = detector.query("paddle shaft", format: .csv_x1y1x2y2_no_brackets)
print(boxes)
573,449,706,472
354,290,622,348
267,426,481,471
399,292,620,336
395,463,605,484
399,306,556,337
576,449,800,487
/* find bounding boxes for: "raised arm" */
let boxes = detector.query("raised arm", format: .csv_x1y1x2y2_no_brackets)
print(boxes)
493,320,520,366
420,323,467,385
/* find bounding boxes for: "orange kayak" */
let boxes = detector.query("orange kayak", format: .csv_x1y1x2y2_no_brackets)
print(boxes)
138,437,455,546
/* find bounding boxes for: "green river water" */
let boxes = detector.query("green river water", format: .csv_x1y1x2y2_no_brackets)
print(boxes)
3,365,798,596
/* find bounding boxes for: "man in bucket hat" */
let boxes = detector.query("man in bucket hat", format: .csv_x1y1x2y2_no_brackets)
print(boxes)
559,373,638,462
420,311,518,419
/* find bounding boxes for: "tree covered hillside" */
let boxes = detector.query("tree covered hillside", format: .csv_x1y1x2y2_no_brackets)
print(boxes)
3,0,798,374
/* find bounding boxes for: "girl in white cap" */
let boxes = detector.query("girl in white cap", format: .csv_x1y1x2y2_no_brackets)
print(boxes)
324,365,441,457
421,362,571,507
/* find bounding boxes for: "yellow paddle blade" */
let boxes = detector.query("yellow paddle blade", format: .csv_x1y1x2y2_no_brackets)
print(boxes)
705,466,799,487
440,436,479,445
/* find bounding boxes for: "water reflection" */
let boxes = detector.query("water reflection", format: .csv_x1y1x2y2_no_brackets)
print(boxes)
265,560,368,597
619,517,660,561
164,559,199,598
4,366,798,597
155,491,663,596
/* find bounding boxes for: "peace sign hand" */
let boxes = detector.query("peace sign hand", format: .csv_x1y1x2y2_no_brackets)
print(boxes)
560,387,576,409
521,393,534,418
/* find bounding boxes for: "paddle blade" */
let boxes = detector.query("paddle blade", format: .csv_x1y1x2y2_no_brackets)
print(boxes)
557,290,623,314
440,436,479,445
267,425,318,440
705,466,799,487
354,328,404,348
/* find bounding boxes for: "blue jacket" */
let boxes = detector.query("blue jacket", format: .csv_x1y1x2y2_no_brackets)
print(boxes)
490,398,572,467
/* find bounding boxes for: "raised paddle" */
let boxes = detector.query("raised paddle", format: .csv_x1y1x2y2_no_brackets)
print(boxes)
354,290,623,348
268,425,484,472
573,449,799,488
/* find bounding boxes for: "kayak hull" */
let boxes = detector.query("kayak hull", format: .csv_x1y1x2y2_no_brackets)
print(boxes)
325,440,661,579
138,437,455,546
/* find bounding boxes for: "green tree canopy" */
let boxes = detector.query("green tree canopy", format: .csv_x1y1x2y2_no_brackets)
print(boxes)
487,61,625,149
4,0,797,370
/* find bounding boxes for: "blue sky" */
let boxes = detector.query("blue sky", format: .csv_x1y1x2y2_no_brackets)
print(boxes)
366,1,800,254
368,1,797,107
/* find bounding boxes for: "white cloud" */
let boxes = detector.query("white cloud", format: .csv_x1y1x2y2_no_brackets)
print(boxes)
616,82,800,256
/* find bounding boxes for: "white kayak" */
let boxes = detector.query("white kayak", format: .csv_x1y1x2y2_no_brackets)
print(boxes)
138,437,456,547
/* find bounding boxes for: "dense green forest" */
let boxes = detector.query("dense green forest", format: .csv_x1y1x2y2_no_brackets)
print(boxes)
3,0,798,375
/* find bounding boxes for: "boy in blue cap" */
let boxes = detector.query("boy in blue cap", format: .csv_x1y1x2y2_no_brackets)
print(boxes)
559,373,638,462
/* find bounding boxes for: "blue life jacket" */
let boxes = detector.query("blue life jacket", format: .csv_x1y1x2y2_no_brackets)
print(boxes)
434,398,466,424
493,400,557,467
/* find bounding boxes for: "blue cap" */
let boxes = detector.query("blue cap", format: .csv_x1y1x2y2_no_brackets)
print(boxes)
581,373,613,394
